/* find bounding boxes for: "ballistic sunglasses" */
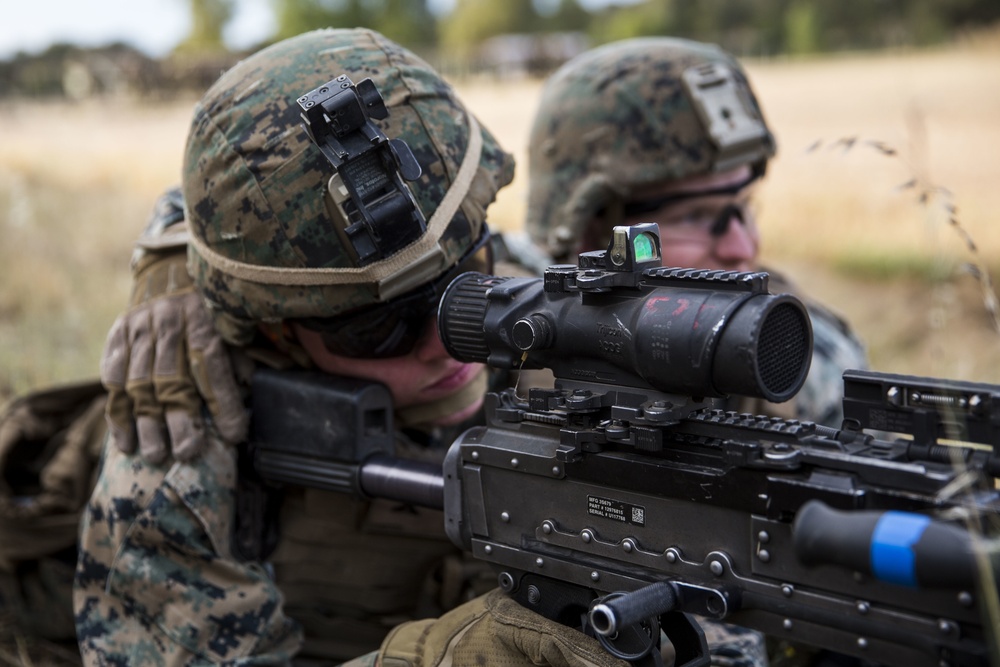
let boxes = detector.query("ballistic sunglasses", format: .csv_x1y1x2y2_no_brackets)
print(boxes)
296,229,493,359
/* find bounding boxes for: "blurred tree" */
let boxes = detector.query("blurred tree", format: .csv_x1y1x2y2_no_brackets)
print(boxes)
535,0,591,33
582,0,1000,56
439,0,539,52
744,0,790,56
587,1,670,44
366,0,438,47
173,0,1000,63
175,0,234,53
944,0,1000,25
274,0,359,39
785,0,819,54
272,0,436,48
907,0,952,45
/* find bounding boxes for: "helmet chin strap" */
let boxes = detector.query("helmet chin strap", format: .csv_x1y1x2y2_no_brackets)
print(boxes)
395,366,488,431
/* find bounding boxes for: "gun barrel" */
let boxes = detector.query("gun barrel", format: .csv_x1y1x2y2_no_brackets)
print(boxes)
359,454,444,510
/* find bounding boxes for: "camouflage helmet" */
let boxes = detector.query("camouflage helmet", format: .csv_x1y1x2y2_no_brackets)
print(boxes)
184,28,514,345
526,37,775,259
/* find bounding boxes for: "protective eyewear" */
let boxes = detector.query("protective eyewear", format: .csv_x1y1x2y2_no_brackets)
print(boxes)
623,174,758,243
297,229,493,359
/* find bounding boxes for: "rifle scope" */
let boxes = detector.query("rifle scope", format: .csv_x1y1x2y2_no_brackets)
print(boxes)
438,226,812,402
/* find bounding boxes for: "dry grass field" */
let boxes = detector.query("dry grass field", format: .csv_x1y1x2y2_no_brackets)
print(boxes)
1,36,1000,401
0,35,999,667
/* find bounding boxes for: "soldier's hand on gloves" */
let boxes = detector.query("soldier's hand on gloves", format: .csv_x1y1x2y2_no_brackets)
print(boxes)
377,588,630,667
101,190,248,465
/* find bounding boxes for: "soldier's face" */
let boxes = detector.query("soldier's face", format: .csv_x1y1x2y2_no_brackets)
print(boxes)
620,165,760,273
293,320,485,425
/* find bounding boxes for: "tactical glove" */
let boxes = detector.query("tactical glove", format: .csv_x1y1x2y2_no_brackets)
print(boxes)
376,588,630,667
101,246,249,464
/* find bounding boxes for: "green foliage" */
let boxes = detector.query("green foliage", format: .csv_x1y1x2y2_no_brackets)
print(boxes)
439,0,539,52
157,0,1000,60
175,0,234,54
588,1,670,44
832,251,957,283
535,0,592,33
906,0,951,46
372,0,438,47
785,0,819,54
581,0,1000,56
272,0,436,47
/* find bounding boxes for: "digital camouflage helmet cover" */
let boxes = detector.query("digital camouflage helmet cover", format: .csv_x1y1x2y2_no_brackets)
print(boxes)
526,37,775,260
183,28,514,345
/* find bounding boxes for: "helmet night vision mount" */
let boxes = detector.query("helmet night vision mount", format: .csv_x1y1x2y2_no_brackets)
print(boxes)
298,75,426,266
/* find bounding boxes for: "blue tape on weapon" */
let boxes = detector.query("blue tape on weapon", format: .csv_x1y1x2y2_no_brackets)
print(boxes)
870,511,930,587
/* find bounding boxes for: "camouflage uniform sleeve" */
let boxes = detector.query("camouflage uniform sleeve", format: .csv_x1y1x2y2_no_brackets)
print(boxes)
73,435,302,665
796,302,870,428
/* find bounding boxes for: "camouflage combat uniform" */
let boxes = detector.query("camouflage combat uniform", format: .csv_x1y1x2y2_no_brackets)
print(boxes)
74,419,496,664
521,38,871,667
523,37,869,430
73,28,514,666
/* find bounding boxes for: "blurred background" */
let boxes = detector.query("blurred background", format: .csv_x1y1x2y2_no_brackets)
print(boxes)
1,0,1000,401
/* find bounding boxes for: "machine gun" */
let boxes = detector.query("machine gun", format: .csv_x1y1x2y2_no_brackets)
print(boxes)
251,223,1000,667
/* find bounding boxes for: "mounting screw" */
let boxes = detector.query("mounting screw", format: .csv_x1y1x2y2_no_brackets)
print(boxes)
886,386,902,406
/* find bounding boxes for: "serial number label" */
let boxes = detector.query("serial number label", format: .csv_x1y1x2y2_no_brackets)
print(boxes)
588,495,646,526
